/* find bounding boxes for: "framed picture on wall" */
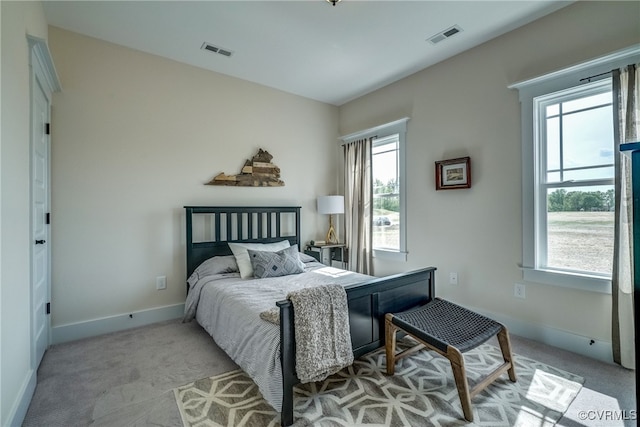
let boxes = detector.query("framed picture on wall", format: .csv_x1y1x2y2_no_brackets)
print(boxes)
435,156,471,190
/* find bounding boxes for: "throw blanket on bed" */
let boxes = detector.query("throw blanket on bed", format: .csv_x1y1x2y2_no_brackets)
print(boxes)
259,308,280,324
288,284,354,383
261,285,354,383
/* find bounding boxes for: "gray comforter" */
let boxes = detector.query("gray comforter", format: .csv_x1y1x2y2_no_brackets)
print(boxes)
183,261,370,412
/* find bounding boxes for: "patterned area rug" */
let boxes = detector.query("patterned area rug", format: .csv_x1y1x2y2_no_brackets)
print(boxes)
174,338,583,426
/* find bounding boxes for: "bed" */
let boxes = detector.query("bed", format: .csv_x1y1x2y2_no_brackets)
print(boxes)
183,205,436,426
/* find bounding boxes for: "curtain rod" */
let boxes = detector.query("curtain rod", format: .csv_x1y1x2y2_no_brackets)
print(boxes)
579,70,612,82
580,63,637,83
338,117,410,145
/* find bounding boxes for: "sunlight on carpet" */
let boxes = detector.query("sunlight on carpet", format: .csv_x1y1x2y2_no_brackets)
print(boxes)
174,339,584,427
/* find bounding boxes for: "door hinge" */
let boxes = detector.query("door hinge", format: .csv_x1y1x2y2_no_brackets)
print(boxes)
46,212,50,224
46,302,51,315
45,123,50,135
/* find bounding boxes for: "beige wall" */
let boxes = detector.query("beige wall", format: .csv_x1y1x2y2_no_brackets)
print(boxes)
0,1,49,424
2,1,635,423
47,27,339,328
339,1,640,350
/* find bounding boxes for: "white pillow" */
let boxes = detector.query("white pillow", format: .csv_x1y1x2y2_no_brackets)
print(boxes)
228,240,291,278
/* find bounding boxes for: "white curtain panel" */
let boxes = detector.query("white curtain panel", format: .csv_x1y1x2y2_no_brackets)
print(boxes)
343,138,373,275
612,63,638,370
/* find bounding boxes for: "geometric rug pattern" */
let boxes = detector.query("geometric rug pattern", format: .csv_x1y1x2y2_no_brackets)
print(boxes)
174,338,584,427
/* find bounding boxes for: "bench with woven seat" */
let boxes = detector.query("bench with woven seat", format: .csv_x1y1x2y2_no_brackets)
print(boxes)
385,298,517,422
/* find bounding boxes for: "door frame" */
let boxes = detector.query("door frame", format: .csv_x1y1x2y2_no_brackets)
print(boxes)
28,35,60,367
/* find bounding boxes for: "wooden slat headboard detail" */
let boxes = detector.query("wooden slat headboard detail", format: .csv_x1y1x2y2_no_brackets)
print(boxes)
184,206,302,278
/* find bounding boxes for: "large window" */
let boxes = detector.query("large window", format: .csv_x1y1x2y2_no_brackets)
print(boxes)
535,80,614,277
513,46,639,293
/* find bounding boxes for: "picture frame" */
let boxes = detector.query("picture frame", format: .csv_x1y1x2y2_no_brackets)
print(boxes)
435,156,471,190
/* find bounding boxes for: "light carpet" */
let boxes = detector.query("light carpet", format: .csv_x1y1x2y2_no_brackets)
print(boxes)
174,338,584,426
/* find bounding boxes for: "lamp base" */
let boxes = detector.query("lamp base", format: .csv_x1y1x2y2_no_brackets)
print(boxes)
326,215,339,244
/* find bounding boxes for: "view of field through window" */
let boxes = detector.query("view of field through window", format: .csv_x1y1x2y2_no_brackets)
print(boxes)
541,82,614,276
546,186,614,274
547,211,613,275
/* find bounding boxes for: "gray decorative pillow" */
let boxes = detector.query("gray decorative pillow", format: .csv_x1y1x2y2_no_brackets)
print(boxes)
248,245,305,278
228,240,291,278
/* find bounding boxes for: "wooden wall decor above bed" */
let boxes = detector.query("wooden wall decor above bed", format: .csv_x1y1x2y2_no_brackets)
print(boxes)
206,148,285,187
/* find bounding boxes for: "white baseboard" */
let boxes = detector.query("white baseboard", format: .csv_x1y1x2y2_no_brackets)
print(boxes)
51,303,185,345
469,305,614,364
48,300,615,360
5,368,36,427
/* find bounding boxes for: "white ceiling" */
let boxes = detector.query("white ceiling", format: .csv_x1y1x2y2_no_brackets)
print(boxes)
42,1,572,106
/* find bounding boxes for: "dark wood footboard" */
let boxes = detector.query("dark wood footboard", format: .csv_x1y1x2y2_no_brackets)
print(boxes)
276,267,436,426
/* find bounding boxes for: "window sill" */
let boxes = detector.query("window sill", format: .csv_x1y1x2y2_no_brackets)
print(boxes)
522,267,611,294
373,249,407,262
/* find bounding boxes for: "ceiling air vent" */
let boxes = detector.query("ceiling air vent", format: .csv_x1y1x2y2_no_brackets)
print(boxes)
201,42,234,58
427,25,463,45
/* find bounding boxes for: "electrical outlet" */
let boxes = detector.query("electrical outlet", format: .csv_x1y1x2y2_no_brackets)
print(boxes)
156,276,167,290
514,283,526,299
449,272,458,285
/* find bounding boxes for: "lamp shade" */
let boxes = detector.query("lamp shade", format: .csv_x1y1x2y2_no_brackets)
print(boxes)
317,195,344,215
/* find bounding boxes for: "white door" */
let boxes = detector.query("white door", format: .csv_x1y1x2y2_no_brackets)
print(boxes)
31,69,51,367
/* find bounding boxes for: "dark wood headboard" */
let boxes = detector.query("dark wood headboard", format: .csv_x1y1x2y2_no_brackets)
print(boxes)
184,206,302,278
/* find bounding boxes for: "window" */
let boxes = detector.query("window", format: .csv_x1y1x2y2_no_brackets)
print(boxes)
372,135,400,251
340,117,408,261
535,80,614,277
511,46,639,293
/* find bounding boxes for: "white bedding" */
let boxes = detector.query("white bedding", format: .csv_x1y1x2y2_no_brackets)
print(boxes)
183,261,370,412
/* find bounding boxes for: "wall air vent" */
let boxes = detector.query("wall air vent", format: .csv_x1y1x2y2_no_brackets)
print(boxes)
201,42,234,58
427,25,463,45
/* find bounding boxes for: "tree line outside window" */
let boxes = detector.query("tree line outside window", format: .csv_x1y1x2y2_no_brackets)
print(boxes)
547,188,614,212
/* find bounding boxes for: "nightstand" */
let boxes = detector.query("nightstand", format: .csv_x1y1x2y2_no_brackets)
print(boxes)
304,244,347,269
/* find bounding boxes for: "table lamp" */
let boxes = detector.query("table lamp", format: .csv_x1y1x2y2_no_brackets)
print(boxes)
317,195,344,244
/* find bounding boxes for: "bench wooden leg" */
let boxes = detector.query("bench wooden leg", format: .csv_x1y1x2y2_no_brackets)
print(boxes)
497,327,517,382
385,314,397,375
448,346,474,422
